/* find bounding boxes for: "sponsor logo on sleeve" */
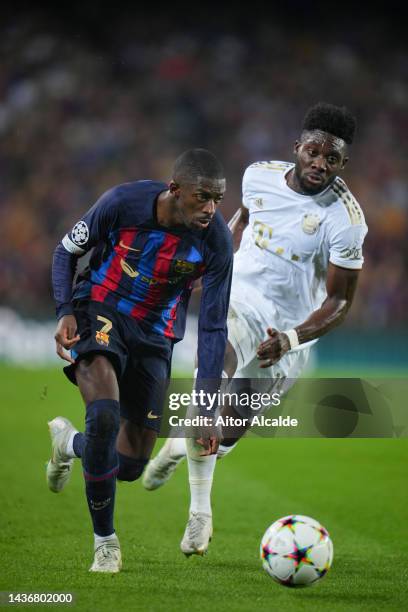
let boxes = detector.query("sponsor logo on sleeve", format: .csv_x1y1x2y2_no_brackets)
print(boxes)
339,246,362,260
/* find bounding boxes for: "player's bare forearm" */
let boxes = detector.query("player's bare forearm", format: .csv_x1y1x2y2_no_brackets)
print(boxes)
228,205,249,253
295,296,349,344
257,264,360,367
295,264,360,344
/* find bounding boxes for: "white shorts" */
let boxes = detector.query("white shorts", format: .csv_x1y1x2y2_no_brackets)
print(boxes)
226,299,311,416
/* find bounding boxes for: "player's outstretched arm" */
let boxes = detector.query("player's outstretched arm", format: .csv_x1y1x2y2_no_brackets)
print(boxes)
257,263,360,367
195,220,233,453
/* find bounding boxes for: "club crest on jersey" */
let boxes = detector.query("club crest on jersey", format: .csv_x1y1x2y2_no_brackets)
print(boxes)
174,260,196,275
71,221,89,245
301,213,321,235
95,331,110,346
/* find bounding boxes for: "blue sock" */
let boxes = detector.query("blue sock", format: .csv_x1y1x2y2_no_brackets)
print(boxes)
73,433,84,458
82,399,120,537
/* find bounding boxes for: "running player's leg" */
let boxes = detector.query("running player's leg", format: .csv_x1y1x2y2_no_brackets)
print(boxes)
75,353,122,573
178,337,241,555
115,418,156,481
46,301,125,481
117,336,172,482
181,303,290,555
46,301,127,572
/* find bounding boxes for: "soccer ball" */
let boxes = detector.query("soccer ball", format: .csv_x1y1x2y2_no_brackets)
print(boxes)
260,514,333,587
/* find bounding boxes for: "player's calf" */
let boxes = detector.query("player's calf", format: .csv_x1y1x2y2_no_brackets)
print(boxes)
82,399,120,540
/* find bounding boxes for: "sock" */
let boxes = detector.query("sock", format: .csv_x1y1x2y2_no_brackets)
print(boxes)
186,438,216,516
66,432,84,458
217,442,237,459
94,532,117,549
82,399,120,537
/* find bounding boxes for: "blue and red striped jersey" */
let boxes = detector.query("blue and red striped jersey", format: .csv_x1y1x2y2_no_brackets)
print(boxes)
52,180,233,381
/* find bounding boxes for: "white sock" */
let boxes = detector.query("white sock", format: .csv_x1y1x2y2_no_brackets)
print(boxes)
186,439,216,515
66,430,79,459
217,442,237,459
94,532,117,549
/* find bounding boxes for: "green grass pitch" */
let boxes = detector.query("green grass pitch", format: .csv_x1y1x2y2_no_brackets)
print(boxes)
1,365,407,611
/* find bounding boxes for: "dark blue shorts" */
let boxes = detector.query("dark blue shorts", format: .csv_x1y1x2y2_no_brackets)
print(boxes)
64,300,173,432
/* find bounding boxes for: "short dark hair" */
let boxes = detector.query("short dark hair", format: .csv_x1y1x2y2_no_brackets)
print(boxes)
172,149,224,184
302,102,357,145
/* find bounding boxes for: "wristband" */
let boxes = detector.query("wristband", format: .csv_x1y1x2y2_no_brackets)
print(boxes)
282,328,299,350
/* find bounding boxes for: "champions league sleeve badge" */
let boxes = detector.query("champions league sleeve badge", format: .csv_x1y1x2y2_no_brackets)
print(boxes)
301,213,321,235
71,221,89,246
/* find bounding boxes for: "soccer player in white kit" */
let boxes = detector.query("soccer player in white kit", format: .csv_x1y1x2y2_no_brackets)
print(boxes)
143,102,368,556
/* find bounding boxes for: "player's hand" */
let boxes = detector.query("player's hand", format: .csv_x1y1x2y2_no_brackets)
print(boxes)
194,420,222,456
257,327,290,368
54,315,80,363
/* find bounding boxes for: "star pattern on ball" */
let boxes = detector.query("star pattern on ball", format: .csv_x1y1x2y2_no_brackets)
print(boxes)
284,542,314,568
261,544,277,561
316,565,329,578
315,525,329,541
279,516,304,533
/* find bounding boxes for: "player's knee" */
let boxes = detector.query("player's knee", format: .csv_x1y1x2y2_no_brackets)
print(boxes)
85,399,120,440
117,454,148,482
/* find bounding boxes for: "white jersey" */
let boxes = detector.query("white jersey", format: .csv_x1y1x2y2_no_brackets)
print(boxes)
230,160,368,334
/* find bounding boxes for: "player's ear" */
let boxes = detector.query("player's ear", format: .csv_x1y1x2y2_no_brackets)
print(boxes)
293,140,301,155
340,156,349,170
169,180,181,195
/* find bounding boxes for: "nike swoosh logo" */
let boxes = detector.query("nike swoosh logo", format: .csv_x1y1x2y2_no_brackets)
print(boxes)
147,411,160,419
119,240,141,252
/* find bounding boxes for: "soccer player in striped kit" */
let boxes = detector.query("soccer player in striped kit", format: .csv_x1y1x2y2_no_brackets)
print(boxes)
47,149,233,573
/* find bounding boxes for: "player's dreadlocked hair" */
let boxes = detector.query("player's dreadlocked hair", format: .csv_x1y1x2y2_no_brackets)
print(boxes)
173,149,224,184
302,102,357,145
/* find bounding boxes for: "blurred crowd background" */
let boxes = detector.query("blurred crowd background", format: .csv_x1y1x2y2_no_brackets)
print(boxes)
0,7,407,342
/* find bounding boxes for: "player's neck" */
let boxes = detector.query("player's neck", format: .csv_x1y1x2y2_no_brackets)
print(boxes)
156,190,184,227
